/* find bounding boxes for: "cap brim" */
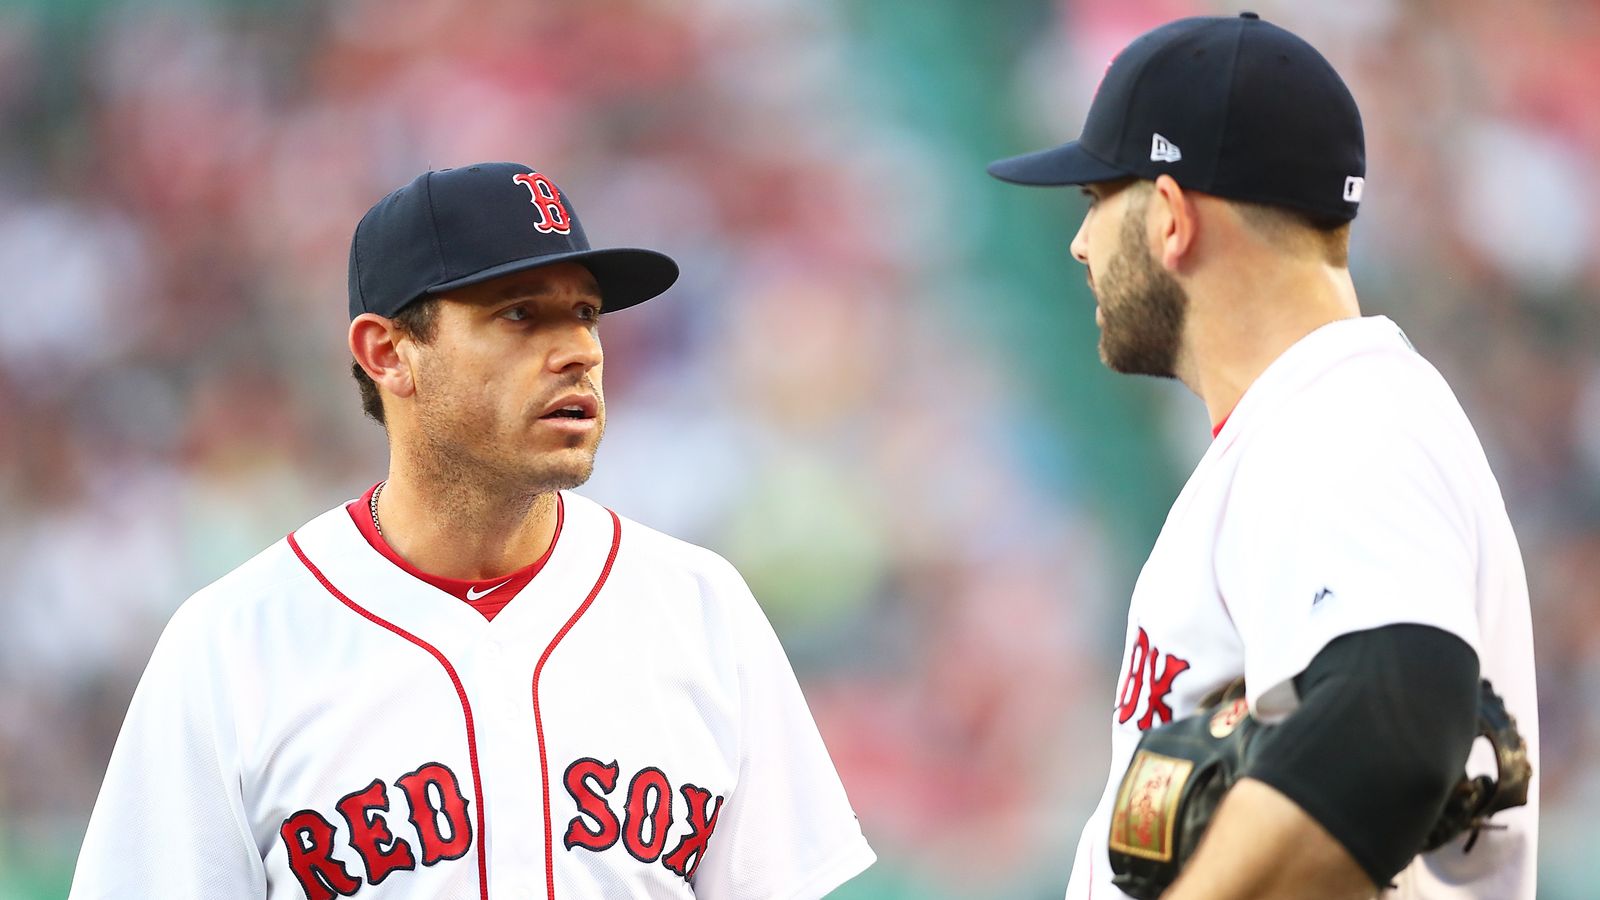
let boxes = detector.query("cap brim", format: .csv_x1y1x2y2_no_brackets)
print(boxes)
427,247,680,313
986,141,1131,186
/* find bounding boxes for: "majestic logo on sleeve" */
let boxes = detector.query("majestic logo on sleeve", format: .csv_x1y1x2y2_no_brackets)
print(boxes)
512,172,573,235
1115,626,1191,730
279,761,471,899
563,757,725,881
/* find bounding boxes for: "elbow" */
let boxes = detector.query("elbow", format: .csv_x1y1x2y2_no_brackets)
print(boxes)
1243,624,1481,883
1392,745,1469,828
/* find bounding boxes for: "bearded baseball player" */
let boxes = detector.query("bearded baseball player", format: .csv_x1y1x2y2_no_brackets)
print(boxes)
71,162,876,899
990,14,1537,900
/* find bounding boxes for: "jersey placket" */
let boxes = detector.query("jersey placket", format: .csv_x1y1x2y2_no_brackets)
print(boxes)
470,633,546,898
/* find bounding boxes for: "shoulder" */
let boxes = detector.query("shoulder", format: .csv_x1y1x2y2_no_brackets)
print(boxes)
563,492,743,582
1284,337,1445,420
569,496,780,675
1225,341,1490,538
121,537,304,698
1243,340,1475,476
563,493,760,626
163,503,353,647
615,505,748,590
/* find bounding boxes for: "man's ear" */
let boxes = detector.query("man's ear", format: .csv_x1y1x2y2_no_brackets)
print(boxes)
349,314,417,400
1149,174,1198,273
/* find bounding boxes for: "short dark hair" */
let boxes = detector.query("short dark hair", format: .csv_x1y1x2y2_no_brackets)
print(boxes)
1233,200,1352,268
352,298,440,427
1117,179,1350,267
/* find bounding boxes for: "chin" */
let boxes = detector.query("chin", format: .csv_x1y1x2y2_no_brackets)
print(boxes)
528,450,597,493
1099,333,1127,372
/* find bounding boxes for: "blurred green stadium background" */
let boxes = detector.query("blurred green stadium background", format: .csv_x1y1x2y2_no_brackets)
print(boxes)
0,0,1596,897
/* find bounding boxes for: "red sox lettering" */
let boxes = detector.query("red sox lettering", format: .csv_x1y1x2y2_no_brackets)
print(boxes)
334,779,415,887
70,164,877,899
563,757,726,881
1115,626,1191,730
279,762,471,900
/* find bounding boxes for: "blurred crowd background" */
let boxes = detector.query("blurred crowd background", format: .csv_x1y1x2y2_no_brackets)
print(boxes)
0,0,1596,897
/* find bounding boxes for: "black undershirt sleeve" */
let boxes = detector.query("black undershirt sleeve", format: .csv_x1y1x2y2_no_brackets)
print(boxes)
1241,623,1480,885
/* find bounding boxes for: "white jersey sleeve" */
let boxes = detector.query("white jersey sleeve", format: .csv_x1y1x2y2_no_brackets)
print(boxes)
1215,387,1484,719
688,558,875,900
70,593,267,898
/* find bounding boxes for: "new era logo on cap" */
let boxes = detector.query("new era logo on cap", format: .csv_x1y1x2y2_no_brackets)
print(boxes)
1150,133,1182,163
987,14,1368,224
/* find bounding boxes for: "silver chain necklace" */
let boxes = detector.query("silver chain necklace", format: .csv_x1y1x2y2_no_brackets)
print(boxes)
370,481,385,537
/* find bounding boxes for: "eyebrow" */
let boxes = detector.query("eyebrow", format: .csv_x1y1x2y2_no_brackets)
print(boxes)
490,282,604,306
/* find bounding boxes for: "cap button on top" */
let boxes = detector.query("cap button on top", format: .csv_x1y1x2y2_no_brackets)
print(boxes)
1239,11,1260,18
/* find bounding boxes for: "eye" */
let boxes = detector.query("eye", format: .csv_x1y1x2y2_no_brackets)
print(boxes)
499,305,529,322
577,303,602,323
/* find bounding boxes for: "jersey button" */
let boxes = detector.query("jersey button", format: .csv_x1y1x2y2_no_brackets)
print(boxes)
490,638,520,665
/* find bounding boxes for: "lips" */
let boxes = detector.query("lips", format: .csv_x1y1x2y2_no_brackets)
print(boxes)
538,393,598,420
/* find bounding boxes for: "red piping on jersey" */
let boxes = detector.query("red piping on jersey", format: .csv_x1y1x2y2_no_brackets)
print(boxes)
287,532,492,900
1211,412,1231,439
534,508,622,900
346,484,565,621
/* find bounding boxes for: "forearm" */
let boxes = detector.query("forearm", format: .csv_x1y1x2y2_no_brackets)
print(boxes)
1168,625,1479,899
1164,778,1375,900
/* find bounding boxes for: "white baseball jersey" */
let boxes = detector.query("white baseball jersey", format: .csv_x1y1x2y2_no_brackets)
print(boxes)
1065,316,1539,899
72,490,874,899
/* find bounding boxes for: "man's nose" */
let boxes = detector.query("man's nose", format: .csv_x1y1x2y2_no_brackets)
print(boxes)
1070,214,1090,265
549,325,602,373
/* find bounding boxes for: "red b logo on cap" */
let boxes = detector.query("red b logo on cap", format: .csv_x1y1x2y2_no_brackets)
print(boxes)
512,172,572,235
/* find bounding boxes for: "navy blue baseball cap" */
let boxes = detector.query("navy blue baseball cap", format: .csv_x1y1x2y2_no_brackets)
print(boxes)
988,12,1366,223
348,162,679,319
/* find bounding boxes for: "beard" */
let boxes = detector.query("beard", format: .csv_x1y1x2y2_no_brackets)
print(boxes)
1094,203,1189,378
409,371,605,502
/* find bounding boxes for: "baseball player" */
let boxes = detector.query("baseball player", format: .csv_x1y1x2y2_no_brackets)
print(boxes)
71,162,875,899
989,14,1538,900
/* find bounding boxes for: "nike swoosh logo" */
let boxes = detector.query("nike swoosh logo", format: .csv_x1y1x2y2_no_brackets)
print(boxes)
465,580,512,602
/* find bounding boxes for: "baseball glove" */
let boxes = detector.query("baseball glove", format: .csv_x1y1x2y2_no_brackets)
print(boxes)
1421,678,1533,852
1106,679,1258,900
1105,678,1530,900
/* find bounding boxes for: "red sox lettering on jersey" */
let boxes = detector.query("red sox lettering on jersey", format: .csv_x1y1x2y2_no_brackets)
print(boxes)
1114,626,1190,731
279,762,472,899
276,755,726,899
1064,318,1541,900
562,759,725,879
71,491,874,899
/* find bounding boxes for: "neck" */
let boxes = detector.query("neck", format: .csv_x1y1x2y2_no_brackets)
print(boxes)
1176,258,1360,429
373,456,560,581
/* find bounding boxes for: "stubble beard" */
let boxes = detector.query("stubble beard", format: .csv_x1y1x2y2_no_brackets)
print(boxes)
410,376,605,504
1095,204,1189,379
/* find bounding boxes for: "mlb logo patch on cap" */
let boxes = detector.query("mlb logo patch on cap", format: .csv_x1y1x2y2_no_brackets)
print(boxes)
988,13,1367,224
